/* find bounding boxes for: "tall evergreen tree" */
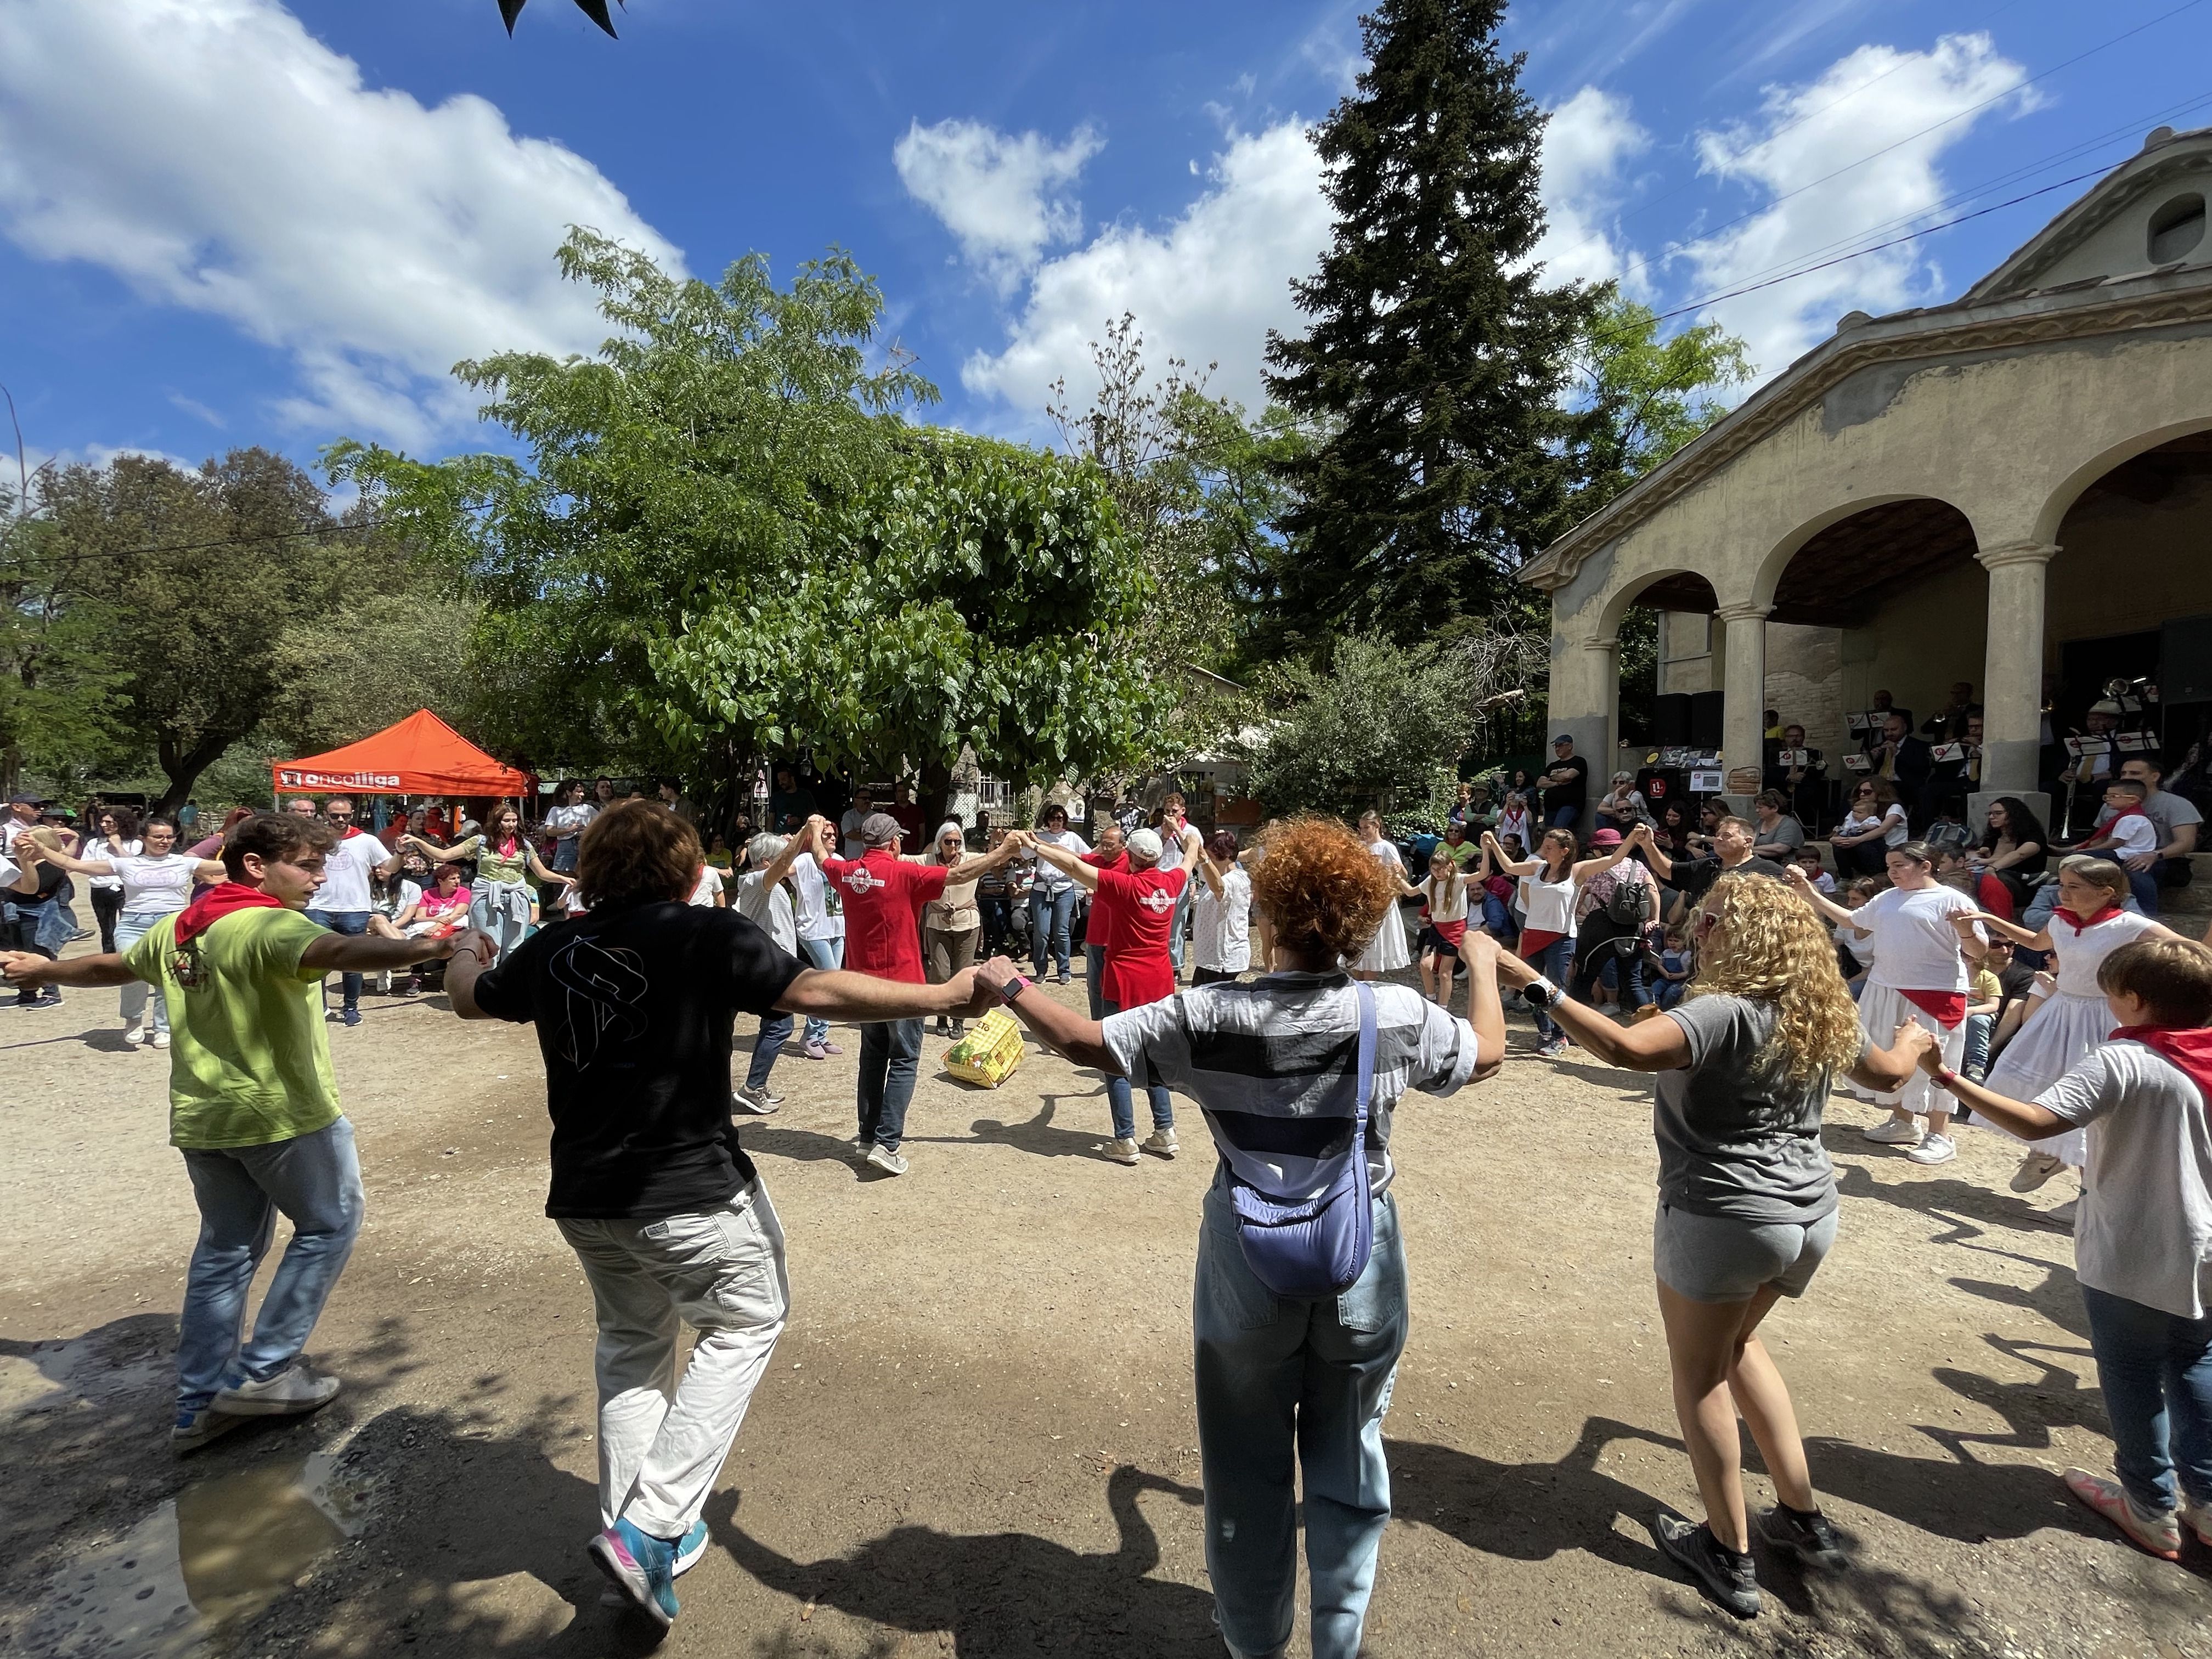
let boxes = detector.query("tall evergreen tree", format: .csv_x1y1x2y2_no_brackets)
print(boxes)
1265,0,1601,646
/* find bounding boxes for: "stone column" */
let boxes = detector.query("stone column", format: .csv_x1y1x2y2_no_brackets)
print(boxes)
1567,634,1620,772
1973,539,2058,827
1715,601,1771,811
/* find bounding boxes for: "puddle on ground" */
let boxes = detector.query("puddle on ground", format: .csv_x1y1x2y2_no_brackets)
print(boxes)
22,1451,375,1658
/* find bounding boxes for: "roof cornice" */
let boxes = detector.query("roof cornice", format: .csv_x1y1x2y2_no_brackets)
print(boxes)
1962,127,2212,303
1520,265,2212,593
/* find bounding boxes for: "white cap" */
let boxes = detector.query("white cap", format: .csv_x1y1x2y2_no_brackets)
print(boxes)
1126,828,1164,862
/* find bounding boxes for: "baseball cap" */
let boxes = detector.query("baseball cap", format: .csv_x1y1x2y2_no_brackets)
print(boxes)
1126,827,1164,862
860,811,904,848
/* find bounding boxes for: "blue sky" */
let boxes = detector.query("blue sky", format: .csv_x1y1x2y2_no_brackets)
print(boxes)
3,0,2210,480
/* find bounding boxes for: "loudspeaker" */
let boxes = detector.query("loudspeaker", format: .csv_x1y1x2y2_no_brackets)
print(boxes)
1689,691,1724,748
2162,615,2212,705
1652,693,1691,746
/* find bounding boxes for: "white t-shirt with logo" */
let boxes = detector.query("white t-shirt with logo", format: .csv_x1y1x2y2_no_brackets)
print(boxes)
110,854,198,916
790,852,843,941
317,831,388,915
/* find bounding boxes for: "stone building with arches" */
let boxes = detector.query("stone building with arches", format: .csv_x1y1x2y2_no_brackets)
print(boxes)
1521,125,2212,830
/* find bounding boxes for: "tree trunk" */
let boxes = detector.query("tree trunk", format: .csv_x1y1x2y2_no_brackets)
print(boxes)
917,758,954,837
153,730,240,817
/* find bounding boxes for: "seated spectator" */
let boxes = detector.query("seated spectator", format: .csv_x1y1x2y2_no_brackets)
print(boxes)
1793,844,1836,895
1970,795,2050,915
1650,926,1690,1009
2120,755,2201,905
370,861,470,996
1831,781,1908,878
1495,792,1534,849
1764,725,1827,830
1594,772,1650,835
1748,791,1804,861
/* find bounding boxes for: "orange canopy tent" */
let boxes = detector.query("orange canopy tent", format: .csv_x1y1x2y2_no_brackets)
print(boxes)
272,710,534,798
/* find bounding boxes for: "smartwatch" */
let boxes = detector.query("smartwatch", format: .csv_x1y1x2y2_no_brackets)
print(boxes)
1523,978,1558,1009
997,973,1031,1006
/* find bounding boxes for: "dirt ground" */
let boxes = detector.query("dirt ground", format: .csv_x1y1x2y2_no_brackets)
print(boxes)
3,953,2210,1659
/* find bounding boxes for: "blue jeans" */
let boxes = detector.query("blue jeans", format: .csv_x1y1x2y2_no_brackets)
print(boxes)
747,1012,793,1090
176,1117,364,1412
1103,996,1174,1140
857,1017,923,1153
1523,935,1575,1040
1549,803,1579,830
304,908,370,1009
796,935,841,1045
1963,1011,1994,1076
2082,1283,2212,1513
1029,887,1076,979
1194,1177,1406,1659
1167,878,1195,975
1085,943,1108,1019
115,910,172,1035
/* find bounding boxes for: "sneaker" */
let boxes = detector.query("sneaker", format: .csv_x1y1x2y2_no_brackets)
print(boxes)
171,1404,247,1455
933,1017,949,1037
1054,972,1071,985
1757,1503,1848,1568
36,988,61,1006
949,1020,965,1040
800,1042,831,1061
1538,1037,1570,1058
865,1143,910,1177
1906,1133,1957,1166
2182,1497,2212,1550
730,1084,781,1116
1862,1118,1923,1146
820,1041,843,1056
212,1363,341,1418
2063,1468,2182,1561
673,1518,710,1577
2046,1197,2079,1226
1101,1137,1142,1166
396,974,420,997
340,1007,362,1028
151,1031,170,1049
588,1519,679,1628
1139,1129,1179,1160
850,1137,873,1159
2010,1150,2067,1192
1650,1512,1760,1618
123,1022,145,1045
324,1008,342,1023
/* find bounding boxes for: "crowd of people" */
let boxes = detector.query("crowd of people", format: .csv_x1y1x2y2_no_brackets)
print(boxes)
3,744,2210,1651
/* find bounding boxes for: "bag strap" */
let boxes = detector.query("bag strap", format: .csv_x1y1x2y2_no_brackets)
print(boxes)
1352,979,1376,1167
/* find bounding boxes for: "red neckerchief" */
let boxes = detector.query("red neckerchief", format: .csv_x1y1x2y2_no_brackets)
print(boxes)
340,825,365,840
2115,1025,2212,1110
174,882,285,945
1899,988,1967,1029
2053,904,2123,935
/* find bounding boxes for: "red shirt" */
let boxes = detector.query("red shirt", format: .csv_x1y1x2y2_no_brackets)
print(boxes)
1081,849,1130,952
824,851,946,984
1099,865,1187,1008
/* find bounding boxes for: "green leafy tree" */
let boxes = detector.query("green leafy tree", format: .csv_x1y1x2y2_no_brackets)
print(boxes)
335,231,1165,823
0,475,129,799
1263,0,1601,646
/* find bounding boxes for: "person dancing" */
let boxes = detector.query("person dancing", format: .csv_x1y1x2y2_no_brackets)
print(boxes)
1349,811,1411,980
1481,822,1644,1056
1787,844,1987,1165
404,803,573,966
1495,873,1933,1617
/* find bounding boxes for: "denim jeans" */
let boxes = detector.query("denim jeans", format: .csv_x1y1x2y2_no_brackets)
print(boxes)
1523,935,1576,1040
1103,996,1174,1141
115,910,173,1035
1029,886,1077,979
2081,1283,2212,1514
746,1012,793,1091
176,1117,364,1412
304,908,370,1009
1549,803,1579,830
556,1182,789,1538
857,1017,923,1152
979,895,1013,958
1167,878,1194,975
1194,1177,1406,1659
469,878,533,965
796,935,841,1046
1963,1011,1994,1076
1084,943,1108,1020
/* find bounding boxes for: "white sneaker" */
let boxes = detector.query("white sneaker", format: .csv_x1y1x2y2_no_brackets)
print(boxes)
213,1363,341,1417
1906,1133,1957,1166
151,1031,170,1049
865,1142,910,1177
122,1022,145,1045
2009,1150,2066,1192
1101,1137,1141,1166
2046,1197,2080,1226
1862,1118,1923,1146
1139,1130,1179,1160
730,1084,780,1116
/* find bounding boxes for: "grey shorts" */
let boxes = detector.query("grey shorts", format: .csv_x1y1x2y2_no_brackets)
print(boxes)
1654,1203,1838,1304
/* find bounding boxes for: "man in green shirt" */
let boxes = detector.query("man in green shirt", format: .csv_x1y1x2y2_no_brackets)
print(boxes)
2,812,473,1452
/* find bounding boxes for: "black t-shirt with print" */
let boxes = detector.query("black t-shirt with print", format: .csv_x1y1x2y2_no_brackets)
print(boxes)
1673,854,1789,904
470,900,804,1219
1542,755,1589,819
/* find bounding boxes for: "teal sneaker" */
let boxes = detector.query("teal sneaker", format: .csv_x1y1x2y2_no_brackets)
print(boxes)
588,1519,679,1627
673,1519,710,1578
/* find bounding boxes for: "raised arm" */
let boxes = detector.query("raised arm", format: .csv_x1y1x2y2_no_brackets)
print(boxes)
21,842,115,878
1637,831,1678,883
1479,830,1538,878
1784,864,1860,930
301,926,467,973
403,833,479,865
1028,833,1102,894
974,953,1118,1071
1453,932,1508,1076
1956,910,2050,953
945,830,1025,885
758,817,822,888
1571,823,1644,881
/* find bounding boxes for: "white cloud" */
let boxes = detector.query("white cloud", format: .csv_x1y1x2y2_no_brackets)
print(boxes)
0,0,681,449
1680,32,2031,377
893,119,1103,292
1531,86,1650,290
958,120,1331,424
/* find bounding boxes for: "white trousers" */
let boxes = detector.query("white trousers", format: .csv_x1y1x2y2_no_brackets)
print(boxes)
555,1181,790,1538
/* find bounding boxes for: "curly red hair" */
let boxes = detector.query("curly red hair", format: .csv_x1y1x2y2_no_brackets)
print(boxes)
1250,815,1397,965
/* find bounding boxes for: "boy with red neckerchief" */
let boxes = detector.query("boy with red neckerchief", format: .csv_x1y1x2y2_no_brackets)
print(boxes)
1916,934,2212,1561
1,812,473,1453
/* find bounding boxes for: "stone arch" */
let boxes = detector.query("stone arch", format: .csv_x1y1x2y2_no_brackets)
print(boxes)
1595,567,1719,639
1748,493,1981,616
2032,416,2212,545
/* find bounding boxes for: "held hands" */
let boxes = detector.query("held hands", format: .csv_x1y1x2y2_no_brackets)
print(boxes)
0,949,50,986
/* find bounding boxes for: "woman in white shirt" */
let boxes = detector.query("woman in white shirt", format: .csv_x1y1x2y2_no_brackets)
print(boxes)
1494,792,1535,850
1191,830,1254,986
81,806,142,952
1392,845,1472,1008
1482,822,1643,1055
543,780,598,874
1027,803,1091,985
1830,781,1908,879
1789,843,1987,1165
1350,811,1411,979
788,837,845,1059
34,816,223,1047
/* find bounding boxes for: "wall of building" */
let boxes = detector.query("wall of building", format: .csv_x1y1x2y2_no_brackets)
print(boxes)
1656,611,1714,695
2033,166,2212,290
2046,466,2212,651
1763,622,1845,748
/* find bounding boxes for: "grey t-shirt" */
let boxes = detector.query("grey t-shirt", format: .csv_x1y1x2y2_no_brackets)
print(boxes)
1757,815,1805,855
1656,994,1864,1224
2144,788,2204,854
2039,1042,2212,1320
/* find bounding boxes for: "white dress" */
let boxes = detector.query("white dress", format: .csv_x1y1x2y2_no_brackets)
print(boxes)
1983,909,2162,1166
1353,838,1412,972
1846,884,1983,1119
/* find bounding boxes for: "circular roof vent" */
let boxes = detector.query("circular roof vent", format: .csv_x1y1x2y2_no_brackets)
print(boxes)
2149,193,2207,265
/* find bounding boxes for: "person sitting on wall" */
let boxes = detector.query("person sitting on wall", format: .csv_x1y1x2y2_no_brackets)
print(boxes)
2120,756,2201,906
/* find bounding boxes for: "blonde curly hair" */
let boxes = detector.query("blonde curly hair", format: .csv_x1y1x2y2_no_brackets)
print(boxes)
1689,872,1863,1086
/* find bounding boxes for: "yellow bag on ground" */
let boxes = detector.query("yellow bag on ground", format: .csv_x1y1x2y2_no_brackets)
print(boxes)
945,1008,1025,1088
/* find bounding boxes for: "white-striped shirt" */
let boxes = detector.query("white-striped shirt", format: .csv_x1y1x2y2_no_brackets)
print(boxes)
1103,972,1479,1197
